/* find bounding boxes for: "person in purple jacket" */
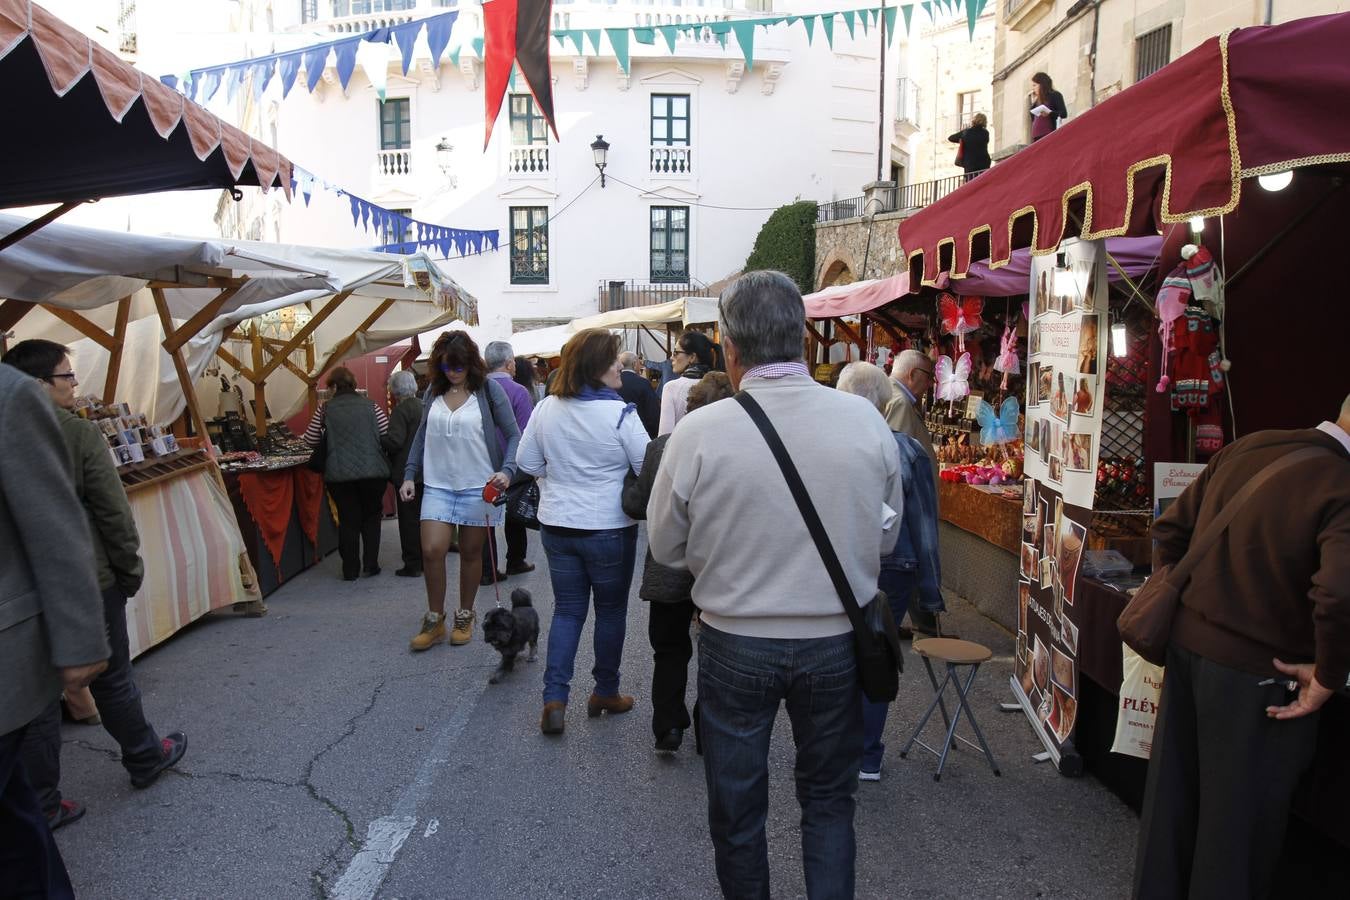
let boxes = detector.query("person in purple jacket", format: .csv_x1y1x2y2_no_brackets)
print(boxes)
483,341,536,583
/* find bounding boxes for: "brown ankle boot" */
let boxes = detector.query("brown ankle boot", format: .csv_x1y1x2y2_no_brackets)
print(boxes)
586,693,635,718
541,701,566,735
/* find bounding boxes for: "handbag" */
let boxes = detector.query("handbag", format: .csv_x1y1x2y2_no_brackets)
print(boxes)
954,138,965,167
305,429,327,475
504,476,541,530
1117,445,1328,665
736,393,904,702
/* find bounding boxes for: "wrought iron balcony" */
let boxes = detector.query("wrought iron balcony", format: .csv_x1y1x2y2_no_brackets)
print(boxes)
598,279,710,313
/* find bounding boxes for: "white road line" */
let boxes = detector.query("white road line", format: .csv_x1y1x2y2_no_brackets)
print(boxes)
331,687,481,900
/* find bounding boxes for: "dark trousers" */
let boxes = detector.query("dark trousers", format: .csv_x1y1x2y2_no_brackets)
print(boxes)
1134,644,1321,900
395,482,423,571
21,585,162,813
328,478,386,579
698,625,861,900
481,520,529,573
1,726,74,900
648,598,696,738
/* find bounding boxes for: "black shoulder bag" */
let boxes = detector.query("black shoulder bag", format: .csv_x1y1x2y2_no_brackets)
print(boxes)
736,392,904,702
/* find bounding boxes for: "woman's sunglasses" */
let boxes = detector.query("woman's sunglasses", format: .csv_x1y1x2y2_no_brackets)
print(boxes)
439,363,466,374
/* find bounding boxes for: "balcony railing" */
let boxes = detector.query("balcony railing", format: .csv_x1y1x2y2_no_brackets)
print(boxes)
376,148,412,177
599,279,710,313
814,173,981,223
895,173,968,210
650,145,692,177
508,146,550,176
895,76,919,125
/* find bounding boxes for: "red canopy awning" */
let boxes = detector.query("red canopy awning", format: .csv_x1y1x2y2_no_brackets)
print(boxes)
0,0,292,207
899,12,1350,286
803,272,911,319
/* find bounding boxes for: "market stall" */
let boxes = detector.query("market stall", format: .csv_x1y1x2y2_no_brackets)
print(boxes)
895,11,1350,879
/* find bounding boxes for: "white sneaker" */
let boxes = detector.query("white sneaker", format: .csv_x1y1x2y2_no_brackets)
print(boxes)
858,769,881,782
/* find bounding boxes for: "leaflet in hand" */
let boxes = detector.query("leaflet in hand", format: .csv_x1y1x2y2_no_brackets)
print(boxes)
1031,104,1052,117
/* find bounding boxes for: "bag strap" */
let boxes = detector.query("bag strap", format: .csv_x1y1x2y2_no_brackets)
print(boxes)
735,392,871,637
1168,445,1329,583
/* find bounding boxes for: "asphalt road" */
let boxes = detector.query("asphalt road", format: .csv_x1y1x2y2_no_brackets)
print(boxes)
53,522,1138,899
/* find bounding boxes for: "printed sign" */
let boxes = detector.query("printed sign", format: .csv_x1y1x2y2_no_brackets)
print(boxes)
1153,462,1207,519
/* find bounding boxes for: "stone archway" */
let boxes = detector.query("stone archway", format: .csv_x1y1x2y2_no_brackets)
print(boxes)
816,246,858,290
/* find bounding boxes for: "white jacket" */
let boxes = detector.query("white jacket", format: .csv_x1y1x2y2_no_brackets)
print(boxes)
517,395,651,530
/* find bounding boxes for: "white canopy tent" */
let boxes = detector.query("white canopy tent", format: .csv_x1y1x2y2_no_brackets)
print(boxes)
0,215,476,431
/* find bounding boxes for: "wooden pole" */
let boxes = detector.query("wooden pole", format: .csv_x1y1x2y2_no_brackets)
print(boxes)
251,322,267,438
309,299,396,384
151,288,211,442
162,278,248,354
102,296,133,403
0,201,84,253
0,299,37,332
256,292,350,382
43,307,118,350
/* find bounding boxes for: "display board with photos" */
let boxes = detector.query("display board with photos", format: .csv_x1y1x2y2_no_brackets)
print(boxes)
75,398,181,468
1011,238,1107,770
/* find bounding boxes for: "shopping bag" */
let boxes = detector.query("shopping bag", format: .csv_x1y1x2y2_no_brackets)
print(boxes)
1110,643,1164,759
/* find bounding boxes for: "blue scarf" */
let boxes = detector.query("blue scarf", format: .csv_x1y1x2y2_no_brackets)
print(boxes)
577,384,637,428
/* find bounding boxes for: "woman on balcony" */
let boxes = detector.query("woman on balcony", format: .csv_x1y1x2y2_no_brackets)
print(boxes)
657,331,716,436
948,113,991,182
1030,72,1068,142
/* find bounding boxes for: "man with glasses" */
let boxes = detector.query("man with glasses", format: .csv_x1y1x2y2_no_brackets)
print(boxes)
884,349,942,637
2,340,187,832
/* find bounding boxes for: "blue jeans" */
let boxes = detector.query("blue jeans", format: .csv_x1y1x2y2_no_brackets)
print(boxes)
861,571,917,773
698,624,861,900
540,525,637,704
1,726,74,899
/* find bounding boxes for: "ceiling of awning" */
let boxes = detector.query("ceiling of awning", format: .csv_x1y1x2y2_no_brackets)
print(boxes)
898,12,1350,286
0,0,292,208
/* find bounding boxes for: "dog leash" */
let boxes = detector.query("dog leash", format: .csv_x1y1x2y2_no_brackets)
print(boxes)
485,512,504,610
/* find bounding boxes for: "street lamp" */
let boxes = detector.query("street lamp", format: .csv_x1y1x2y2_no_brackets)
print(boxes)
590,134,610,187
435,137,457,189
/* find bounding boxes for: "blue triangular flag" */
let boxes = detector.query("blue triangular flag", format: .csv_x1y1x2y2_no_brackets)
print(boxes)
202,69,223,102
392,20,420,74
333,38,361,91
278,53,302,97
349,194,362,227
303,46,328,92
426,13,456,68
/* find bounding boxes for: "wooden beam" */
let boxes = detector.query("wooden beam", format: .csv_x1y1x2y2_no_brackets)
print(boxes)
43,307,118,351
162,278,248,354
831,318,863,347
151,288,210,443
102,296,133,403
257,291,350,382
251,323,267,437
0,299,36,331
214,345,256,382
310,299,395,382
278,356,310,383
0,201,84,253
864,312,905,349
804,321,833,347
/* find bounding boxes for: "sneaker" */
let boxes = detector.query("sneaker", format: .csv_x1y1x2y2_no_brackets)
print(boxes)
449,609,476,646
410,612,446,651
859,768,882,782
130,732,187,789
48,799,85,830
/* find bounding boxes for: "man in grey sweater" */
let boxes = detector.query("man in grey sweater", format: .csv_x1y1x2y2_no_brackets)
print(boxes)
649,270,902,899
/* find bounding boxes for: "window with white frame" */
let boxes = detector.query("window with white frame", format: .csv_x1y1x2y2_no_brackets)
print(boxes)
509,94,549,146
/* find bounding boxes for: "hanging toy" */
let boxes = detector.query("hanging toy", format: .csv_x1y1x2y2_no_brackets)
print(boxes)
994,322,1020,390
939,292,983,353
1181,244,1225,322
1153,262,1192,393
976,395,1020,446
935,352,972,416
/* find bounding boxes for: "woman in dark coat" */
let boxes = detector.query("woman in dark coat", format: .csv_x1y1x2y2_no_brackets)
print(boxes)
622,371,734,753
381,368,425,577
1030,71,1068,142
948,113,991,181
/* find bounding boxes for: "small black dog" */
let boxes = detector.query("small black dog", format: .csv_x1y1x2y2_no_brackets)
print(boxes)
482,589,540,684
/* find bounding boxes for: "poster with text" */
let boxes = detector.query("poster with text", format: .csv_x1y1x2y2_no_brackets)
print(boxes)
1023,239,1108,509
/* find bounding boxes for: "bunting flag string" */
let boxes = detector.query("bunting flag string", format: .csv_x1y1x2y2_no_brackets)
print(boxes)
290,165,499,260
163,2,988,103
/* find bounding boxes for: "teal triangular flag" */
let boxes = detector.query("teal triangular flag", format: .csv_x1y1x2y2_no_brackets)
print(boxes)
553,33,567,50
471,37,484,58
802,14,816,44
509,65,519,92
606,28,630,73
729,20,755,72
859,11,869,35
568,30,586,55
921,1,933,22
884,6,898,45
821,13,835,48
585,29,603,55
633,27,656,45
901,2,914,32
842,10,856,39
967,0,986,38
658,24,678,53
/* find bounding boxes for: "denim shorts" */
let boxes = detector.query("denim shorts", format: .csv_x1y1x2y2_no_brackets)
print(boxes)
420,484,503,527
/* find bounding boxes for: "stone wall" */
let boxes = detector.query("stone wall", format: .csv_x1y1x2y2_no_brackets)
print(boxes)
812,209,909,290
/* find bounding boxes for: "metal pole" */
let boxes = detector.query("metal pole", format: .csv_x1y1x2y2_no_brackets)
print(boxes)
877,0,887,183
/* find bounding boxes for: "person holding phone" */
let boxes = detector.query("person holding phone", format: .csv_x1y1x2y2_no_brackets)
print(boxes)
400,332,520,651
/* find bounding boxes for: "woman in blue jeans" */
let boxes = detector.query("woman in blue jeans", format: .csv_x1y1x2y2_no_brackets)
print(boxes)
516,329,651,735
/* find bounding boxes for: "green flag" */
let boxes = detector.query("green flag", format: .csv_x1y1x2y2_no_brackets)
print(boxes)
842,10,856,39
471,37,484,58
585,29,603,55
566,29,585,56
966,0,986,38
859,10,870,35
658,24,679,53
802,14,816,45
448,44,461,68
730,20,756,71
884,6,898,45
821,13,835,48
901,2,914,33
633,27,656,45
606,28,630,73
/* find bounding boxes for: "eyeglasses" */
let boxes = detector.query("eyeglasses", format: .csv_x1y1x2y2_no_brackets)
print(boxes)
45,372,78,383
915,367,935,379
438,363,466,374
671,350,690,358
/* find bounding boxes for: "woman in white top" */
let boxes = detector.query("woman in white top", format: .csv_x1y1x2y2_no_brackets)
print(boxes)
400,332,520,651
517,329,651,735
657,331,717,436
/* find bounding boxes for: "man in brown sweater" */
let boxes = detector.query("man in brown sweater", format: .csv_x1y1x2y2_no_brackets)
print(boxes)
1133,396,1350,900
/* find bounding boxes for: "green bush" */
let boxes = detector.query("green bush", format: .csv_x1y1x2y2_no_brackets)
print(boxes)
744,200,818,293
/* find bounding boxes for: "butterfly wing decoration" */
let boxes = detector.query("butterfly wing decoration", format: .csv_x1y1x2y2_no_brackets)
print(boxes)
939,293,984,352
994,325,1020,375
935,352,972,403
977,396,1021,445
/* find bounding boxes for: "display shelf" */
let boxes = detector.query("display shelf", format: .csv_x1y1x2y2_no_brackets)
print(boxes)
119,450,211,494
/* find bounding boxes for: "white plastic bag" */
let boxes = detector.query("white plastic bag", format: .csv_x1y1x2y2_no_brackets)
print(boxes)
1111,643,1165,759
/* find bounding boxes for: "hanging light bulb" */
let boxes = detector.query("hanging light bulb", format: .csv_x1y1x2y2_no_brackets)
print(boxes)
1189,216,1205,234
1111,321,1128,358
1258,170,1293,192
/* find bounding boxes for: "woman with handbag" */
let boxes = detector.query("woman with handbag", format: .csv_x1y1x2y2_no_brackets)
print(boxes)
400,332,520,651
302,367,390,581
622,371,734,753
948,112,991,182
517,329,651,735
